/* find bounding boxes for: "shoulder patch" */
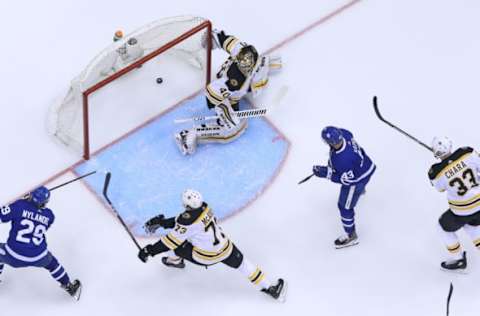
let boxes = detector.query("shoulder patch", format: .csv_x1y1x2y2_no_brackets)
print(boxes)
226,64,246,91
177,207,204,226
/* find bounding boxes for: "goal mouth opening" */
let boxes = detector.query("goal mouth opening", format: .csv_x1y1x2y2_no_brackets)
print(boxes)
47,16,212,159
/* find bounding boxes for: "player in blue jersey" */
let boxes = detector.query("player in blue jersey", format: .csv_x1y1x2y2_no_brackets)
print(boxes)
312,126,376,248
0,186,82,300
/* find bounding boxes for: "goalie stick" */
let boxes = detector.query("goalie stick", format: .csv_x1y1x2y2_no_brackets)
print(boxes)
102,172,142,251
174,85,289,124
373,96,433,152
174,108,268,124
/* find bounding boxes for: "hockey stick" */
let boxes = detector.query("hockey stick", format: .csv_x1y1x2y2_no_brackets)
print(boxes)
446,282,453,316
373,96,433,152
298,174,315,185
174,108,268,124
49,171,97,191
174,85,289,124
102,172,142,251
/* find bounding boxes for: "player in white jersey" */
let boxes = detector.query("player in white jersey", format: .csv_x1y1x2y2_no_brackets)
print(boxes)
174,30,282,155
428,136,480,272
137,189,286,301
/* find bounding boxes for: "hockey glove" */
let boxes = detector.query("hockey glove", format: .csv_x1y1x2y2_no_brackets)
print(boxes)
144,214,166,234
313,165,332,179
138,245,153,263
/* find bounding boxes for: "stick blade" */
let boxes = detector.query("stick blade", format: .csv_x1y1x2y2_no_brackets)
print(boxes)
102,172,112,196
372,96,384,120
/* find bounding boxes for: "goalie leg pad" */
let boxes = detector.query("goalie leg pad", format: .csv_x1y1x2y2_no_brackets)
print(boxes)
197,120,247,145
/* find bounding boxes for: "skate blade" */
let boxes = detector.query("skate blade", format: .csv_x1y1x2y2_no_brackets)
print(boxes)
73,282,82,301
277,280,288,303
440,266,469,275
335,240,359,249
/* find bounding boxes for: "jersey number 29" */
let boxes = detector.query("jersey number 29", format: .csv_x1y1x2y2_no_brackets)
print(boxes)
16,219,46,246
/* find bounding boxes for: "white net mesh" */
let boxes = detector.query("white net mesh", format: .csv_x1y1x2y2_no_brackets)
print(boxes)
47,16,210,156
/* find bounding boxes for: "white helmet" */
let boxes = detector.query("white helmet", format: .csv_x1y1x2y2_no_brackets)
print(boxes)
432,136,452,159
182,189,203,209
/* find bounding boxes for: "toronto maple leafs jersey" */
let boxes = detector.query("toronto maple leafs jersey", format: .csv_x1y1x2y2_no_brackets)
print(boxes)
327,129,376,186
429,147,480,216
159,202,233,266
0,198,54,261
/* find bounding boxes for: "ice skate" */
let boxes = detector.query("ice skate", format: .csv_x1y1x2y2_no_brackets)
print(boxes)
161,256,186,269
62,279,82,301
334,231,359,249
174,130,196,155
261,278,287,302
441,251,467,274
174,131,189,155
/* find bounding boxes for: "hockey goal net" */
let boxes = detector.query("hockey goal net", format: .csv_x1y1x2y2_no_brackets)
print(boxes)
48,16,212,159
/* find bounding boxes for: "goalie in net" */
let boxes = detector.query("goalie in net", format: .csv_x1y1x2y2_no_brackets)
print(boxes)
174,30,282,155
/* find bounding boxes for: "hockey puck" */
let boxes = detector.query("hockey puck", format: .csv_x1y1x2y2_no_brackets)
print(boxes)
156,77,163,84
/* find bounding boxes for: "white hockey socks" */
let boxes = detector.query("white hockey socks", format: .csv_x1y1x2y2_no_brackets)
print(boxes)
238,257,272,290
463,224,480,250
438,224,464,260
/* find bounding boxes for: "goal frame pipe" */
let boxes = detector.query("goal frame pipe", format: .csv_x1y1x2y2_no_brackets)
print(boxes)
82,20,212,160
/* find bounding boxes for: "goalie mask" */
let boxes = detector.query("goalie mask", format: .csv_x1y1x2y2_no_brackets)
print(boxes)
182,189,203,209
235,45,259,76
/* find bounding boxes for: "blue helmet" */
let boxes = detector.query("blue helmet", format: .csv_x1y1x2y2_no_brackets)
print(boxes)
31,186,50,207
321,126,343,146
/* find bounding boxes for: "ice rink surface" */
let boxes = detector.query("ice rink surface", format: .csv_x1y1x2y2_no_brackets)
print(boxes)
1,0,480,315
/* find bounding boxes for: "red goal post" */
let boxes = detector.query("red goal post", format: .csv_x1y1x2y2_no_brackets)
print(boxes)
48,16,212,160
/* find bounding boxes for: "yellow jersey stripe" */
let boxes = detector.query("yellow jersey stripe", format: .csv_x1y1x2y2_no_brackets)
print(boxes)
449,193,480,205
449,199,480,211
194,239,231,256
254,273,265,285
447,243,461,253
161,236,178,250
194,207,210,224
206,86,224,103
474,238,480,247
249,268,261,281
223,37,235,51
193,241,233,261
167,233,183,246
226,38,239,53
252,79,268,90
435,152,472,180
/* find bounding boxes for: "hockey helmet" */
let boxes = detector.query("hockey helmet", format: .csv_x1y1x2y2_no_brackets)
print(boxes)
236,45,258,74
321,126,343,147
432,136,452,159
182,189,203,209
31,186,50,207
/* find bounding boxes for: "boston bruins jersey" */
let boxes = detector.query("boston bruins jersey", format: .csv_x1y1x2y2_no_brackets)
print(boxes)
206,33,269,109
429,147,480,216
160,203,233,265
